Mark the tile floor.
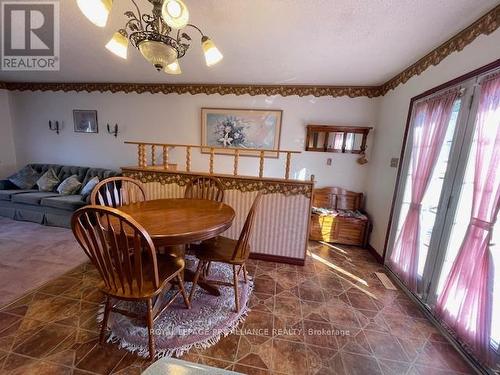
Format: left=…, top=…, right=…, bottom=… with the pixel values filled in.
left=0, top=242, right=475, bottom=374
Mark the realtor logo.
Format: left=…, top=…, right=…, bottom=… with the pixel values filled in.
left=1, top=1, right=60, bottom=71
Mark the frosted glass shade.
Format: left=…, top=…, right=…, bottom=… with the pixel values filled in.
left=161, top=0, right=189, bottom=29
left=77, top=0, right=113, bottom=27
left=164, top=60, right=182, bottom=75
left=202, top=37, right=223, bottom=67
left=139, top=41, right=177, bottom=71
left=105, top=32, right=128, bottom=59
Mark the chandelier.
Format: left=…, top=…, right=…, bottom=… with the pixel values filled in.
left=76, top=0, right=223, bottom=75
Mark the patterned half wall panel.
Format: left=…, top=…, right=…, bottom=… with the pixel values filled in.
left=122, top=169, right=313, bottom=264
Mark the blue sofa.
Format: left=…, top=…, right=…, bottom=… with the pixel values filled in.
left=0, top=164, right=119, bottom=228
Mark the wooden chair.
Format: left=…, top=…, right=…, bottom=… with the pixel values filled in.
left=184, top=176, right=224, bottom=202
left=91, top=176, right=146, bottom=208
left=71, top=205, right=190, bottom=360
left=189, top=193, right=262, bottom=312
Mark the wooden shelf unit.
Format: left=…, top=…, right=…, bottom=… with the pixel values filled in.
left=305, top=125, right=372, bottom=154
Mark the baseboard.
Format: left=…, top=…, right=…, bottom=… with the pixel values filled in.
left=249, top=253, right=305, bottom=266
left=367, top=244, right=384, bottom=264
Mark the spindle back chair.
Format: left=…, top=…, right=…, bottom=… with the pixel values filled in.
left=91, top=176, right=146, bottom=208
left=71, top=205, right=189, bottom=360
left=189, top=193, right=263, bottom=311
left=184, top=176, right=224, bottom=202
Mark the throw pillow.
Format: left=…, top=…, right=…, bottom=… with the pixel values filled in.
left=57, top=175, right=82, bottom=195
left=80, top=176, right=99, bottom=198
left=8, top=166, right=40, bottom=189
left=36, top=169, right=60, bottom=192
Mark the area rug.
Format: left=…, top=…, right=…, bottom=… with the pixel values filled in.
left=100, top=256, right=253, bottom=359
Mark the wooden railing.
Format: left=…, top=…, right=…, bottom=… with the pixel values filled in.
left=125, top=141, right=302, bottom=180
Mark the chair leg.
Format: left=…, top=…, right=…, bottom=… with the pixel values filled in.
left=242, top=264, right=248, bottom=284
left=99, top=296, right=112, bottom=344
left=146, top=299, right=155, bottom=361
left=177, top=274, right=191, bottom=309
left=204, top=262, right=212, bottom=277
left=189, top=260, right=205, bottom=303
left=232, top=265, right=240, bottom=312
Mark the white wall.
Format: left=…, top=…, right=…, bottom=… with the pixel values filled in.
left=0, top=90, right=16, bottom=178
left=365, top=29, right=500, bottom=255
left=5, top=28, right=499, bottom=255
left=9, top=91, right=379, bottom=192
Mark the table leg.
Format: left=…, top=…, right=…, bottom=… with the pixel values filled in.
left=163, top=246, right=221, bottom=297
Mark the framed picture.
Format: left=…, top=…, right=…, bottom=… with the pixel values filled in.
left=201, top=108, right=283, bottom=157
left=73, top=110, right=98, bottom=133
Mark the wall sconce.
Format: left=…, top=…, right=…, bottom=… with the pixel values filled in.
left=107, top=123, right=119, bottom=138
left=48, top=120, right=60, bottom=134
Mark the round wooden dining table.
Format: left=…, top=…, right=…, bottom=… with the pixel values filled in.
left=118, top=198, right=235, bottom=295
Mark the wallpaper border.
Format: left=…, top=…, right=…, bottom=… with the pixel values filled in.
left=0, top=5, right=498, bottom=98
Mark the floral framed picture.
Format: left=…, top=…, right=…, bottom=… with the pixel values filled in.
left=201, top=108, right=283, bottom=157
left=73, top=110, right=98, bottom=133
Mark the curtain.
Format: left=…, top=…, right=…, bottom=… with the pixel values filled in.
left=389, top=89, right=460, bottom=292
left=435, top=75, right=500, bottom=363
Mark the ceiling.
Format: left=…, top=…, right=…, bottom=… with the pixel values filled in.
left=0, top=0, right=497, bottom=85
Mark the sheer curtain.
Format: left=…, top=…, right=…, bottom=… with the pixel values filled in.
left=435, top=75, right=500, bottom=363
left=389, top=89, right=460, bottom=292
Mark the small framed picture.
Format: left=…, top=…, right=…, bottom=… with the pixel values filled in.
left=73, top=110, right=98, bottom=133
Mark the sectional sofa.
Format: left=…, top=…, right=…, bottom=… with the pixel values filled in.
left=0, top=164, right=119, bottom=228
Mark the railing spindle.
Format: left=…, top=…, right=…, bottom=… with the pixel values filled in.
left=233, top=149, right=239, bottom=176
left=285, top=152, right=291, bottom=180
left=163, top=145, right=169, bottom=169
left=151, top=145, right=156, bottom=166
left=139, top=144, right=147, bottom=167
left=186, top=146, right=191, bottom=172
left=259, top=151, right=265, bottom=178
left=209, top=148, right=214, bottom=175
left=126, top=142, right=302, bottom=180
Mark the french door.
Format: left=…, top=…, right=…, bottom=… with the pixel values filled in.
left=386, top=67, right=500, bottom=371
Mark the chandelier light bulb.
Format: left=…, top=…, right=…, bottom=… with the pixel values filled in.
left=105, top=31, right=128, bottom=59
left=77, top=0, right=113, bottom=27
left=161, top=0, right=189, bottom=29
left=164, top=60, right=182, bottom=75
left=201, top=36, right=223, bottom=67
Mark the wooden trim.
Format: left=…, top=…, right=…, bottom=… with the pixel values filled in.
left=381, top=58, right=500, bottom=261
left=411, top=58, right=500, bottom=102
left=380, top=4, right=500, bottom=94
left=1, top=81, right=382, bottom=98
left=0, top=6, right=498, bottom=98
left=249, top=252, right=305, bottom=266
left=122, top=166, right=313, bottom=186
left=122, top=167, right=314, bottom=198
left=367, top=244, right=383, bottom=264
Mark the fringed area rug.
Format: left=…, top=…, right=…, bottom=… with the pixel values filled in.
left=99, top=256, right=253, bottom=359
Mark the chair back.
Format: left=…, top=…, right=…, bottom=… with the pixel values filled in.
left=232, top=193, right=262, bottom=261
left=71, top=205, right=160, bottom=296
left=185, top=176, right=224, bottom=202
left=91, top=177, right=146, bottom=208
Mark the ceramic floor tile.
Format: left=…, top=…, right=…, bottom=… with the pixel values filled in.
left=0, top=241, right=478, bottom=375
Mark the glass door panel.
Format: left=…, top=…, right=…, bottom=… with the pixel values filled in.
left=431, top=75, right=500, bottom=352
left=387, top=97, right=463, bottom=295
